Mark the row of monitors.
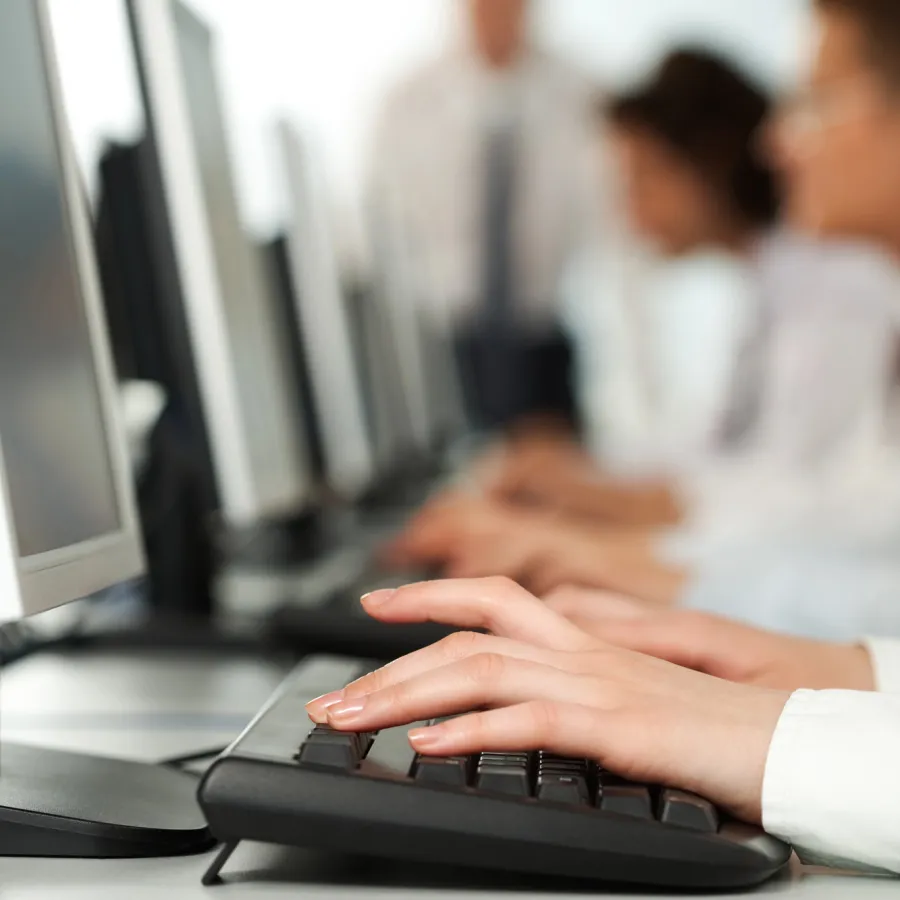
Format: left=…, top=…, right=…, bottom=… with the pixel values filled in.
left=0, top=0, right=462, bottom=622
left=57, top=0, right=463, bottom=523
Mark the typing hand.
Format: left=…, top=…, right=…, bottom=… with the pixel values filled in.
left=306, top=577, right=790, bottom=825
left=477, top=433, right=593, bottom=506
left=543, top=587, right=876, bottom=692
left=380, top=492, right=516, bottom=569
left=445, top=523, right=686, bottom=604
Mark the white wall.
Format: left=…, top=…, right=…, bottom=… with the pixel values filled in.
left=537, top=0, right=810, bottom=90
left=184, top=0, right=455, bottom=236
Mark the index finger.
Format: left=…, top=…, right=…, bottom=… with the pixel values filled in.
left=323, top=630, right=592, bottom=713
left=362, top=577, right=598, bottom=651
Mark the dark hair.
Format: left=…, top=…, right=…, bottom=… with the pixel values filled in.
left=816, top=0, right=900, bottom=86
left=604, top=49, right=781, bottom=228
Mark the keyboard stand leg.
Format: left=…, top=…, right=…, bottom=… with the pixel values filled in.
left=201, top=840, right=239, bottom=886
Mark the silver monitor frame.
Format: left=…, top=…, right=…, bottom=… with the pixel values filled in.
left=276, top=120, right=375, bottom=499
left=128, top=0, right=311, bottom=525
left=0, top=0, right=144, bottom=623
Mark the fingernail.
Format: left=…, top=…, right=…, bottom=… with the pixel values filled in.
left=409, top=728, right=444, bottom=750
left=305, top=691, right=344, bottom=721
left=306, top=691, right=344, bottom=711
left=327, top=699, right=367, bottom=723
left=362, top=589, right=395, bottom=608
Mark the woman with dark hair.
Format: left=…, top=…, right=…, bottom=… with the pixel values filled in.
left=606, top=48, right=780, bottom=256
left=386, top=47, right=900, bottom=641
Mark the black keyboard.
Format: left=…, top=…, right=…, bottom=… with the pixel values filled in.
left=268, top=567, right=456, bottom=660
left=198, top=656, right=792, bottom=890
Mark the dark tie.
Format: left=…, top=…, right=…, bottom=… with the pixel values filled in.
left=481, top=120, right=517, bottom=330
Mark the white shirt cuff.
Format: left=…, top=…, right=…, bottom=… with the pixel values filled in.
left=762, top=689, right=900, bottom=874
left=862, top=638, right=900, bottom=694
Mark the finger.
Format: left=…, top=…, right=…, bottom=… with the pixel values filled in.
left=383, top=518, right=467, bottom=567
left=322, top=656, right=613, bottom=733
left=361, top=577, right=597, bottom=650
left=308, top=631, right=583, bottom=719
left=443, top=540, right=535, bottom=580
left=406, top=702, right=648, bottom=780
left=571, top=612, right=717, bottom=673
left=527, top=550, right=618, bottom=597
left=407, top=701, right=771, bottom=825
left=543, top=587, right=649, bottom=622
left=527, top=564, right=590, bottom=598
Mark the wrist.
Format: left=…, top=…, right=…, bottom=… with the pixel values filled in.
left=831, top=643, right=876, bottom=692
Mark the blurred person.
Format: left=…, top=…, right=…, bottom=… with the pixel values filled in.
left=483, top=49, right=899, bottom=525
left=366, top=0, right=600, bottom=432
left=385, top=49, right=900, bottom=638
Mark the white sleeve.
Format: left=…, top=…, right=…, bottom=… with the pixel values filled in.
left=762, top=689, right=900, bottom=873
left=863, top=638, right=900, bottom=694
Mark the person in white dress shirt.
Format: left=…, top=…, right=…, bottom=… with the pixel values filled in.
left=313, top=0, right=900, bottom=873
left=382, top=51, right=900, bottom=636
left=365, top=0, right=601, bottom=430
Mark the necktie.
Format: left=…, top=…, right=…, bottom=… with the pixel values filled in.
left=481, top=119, right=516, bottom=329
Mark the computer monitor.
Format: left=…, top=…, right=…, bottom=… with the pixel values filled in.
left=169, top=0, right=313, bottom=521
left=366, top=193, right=469, bottom=456
left=347, top=285, right=419, bottom=475
left=48, top=0, right=220, bottom=513
left=117, top=0, right=313, bottom=526
left=275, top=121, right=376, bottom=500
left=0, top=0, right=210, bottom=858
left=0, top=0, right=143, bottom=624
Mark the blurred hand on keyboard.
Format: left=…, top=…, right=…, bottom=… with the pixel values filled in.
left=383, top=493, right=686, bottom=603
left=543, top=586, right=877, bottom=693
left=306, top=577, right=790, bottom=826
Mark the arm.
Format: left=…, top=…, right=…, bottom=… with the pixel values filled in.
left=764, top=689, right=900, bottom=872
left=547, top=589, right=900, bottom=871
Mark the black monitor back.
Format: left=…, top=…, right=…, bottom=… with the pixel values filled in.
left=94, top=138, right=218, bottom=515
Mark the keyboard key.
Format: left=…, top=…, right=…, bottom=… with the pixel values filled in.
left=536, top=773, right=590, bottom=806
left=475, top=753, right=532, bottom=797
left=297, top=729, right=364, bottom=770
left=659, top=790, right=719, bottom=833
left=414, top=756, right=471, bottom=788
left=476, top=766, right=531, bottom=797
left=596, top=772, right=653, bottom=821
left=538, top=752, right=588, bottom=776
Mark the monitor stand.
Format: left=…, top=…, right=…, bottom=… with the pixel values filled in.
left=222, top=507, right=343, bottom=570
left=0, top=743, right=214, bottom=857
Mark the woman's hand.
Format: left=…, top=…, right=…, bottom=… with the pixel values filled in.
left=448, top=524, right=688, bottom=603
left=306, top=578, right=789, bottom=825
left=543, top=587, right=877, bottom=692
left=380, top=491, right=534, bottom=570
left=477, top=434, right=596, bottom=507
left=385, top=494, right=686, bottom=603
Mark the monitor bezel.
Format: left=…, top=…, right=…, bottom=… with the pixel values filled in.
left=276, top=120, right=375, bottom=500
left=127, top=0, right=312, bottom=525
left=0, top=0, right=144, bottom=622
left=127, top=0, right=254, bottom=524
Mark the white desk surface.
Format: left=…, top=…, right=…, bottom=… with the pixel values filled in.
left=1, top=649, right=896, bottom=899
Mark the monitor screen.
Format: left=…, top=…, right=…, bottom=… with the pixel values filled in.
left=171, top=0, right=312, bottom=518
left=0, top=0, right=121, bottom=559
